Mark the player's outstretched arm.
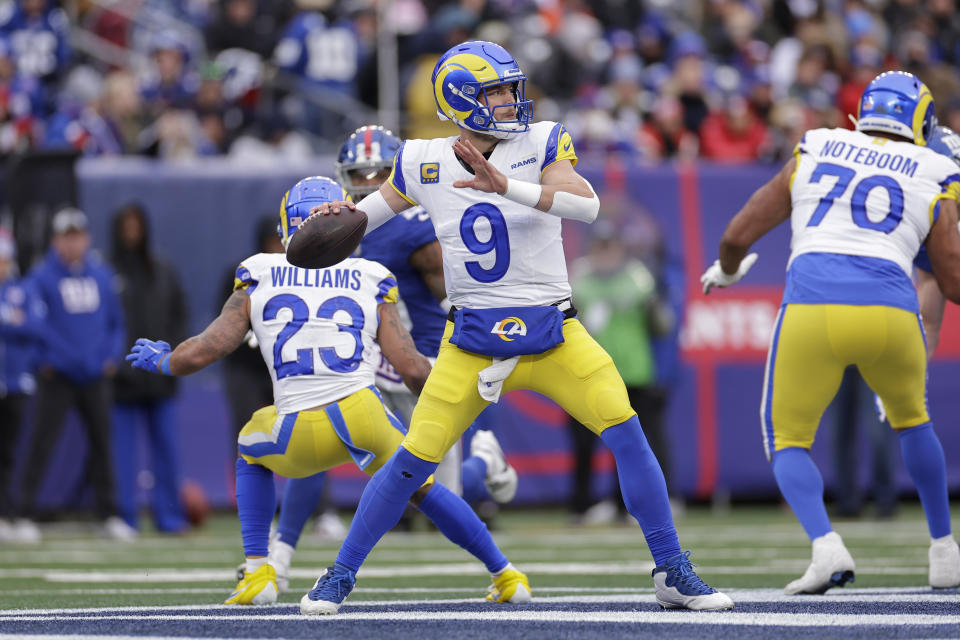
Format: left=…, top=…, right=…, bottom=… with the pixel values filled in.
left=377, top=302, right=432, bottom=395
left=126, top=290, right=251, bottom=376
left=452, top=138, right=599, bottom=222
left=924, top=198, right=960, bottom=304
left=916, top=267, right=945, bottom=359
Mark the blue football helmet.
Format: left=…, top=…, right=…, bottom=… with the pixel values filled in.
left=856, top=70, right=936, bottom=146
left=432, top=40, right=534, bottom=139
left=334, top=125, right=402, bottom=200
left=927, top=125, right=960, bottom=167
left=277, top=176, right=349, bottom=247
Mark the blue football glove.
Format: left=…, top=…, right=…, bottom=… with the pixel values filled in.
left=126, top=338, right=173, bottom=375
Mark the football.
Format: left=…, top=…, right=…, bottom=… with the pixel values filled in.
left=285, top=208, right=368, bottom=269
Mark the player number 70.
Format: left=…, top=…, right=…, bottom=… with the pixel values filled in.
left=806, top=162, right=904, bottom=233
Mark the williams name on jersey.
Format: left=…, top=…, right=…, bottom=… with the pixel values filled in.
left=234, top=253, right=398, bottom=414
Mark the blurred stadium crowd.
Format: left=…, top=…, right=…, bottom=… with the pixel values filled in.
left=0, top=0, right=959, bottom=159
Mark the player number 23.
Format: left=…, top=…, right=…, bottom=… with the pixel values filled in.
left=263, top=294, right=364, bottom=380
left=806, top=162, right=904, bottom=233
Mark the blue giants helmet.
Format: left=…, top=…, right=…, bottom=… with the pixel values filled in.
left=927, top=125, right=960, bottom=167
left=432, top=40, right=534, bottom=139
left=856, top=70, right=936, bottom=146
left=334, top=125, right=402, bottom=199
left=277, top=176, right=349, bottom=247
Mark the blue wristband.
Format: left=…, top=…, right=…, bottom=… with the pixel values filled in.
left=158, top=354, right=172, bottom=376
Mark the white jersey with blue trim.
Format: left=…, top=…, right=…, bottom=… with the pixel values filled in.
left=388, top=120, right=579, bottom=308
left=234, top=253, right=398, bottom=414
left=789, top=127, right=960, bottom=275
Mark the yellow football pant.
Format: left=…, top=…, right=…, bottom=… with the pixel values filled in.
left=402, top=318, right=636, bottom=463
left=762, top=303, right=929, bottom=459
left=237, top=387, right=411, bottom=479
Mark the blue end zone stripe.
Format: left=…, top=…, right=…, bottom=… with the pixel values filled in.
left=392, top=141, right=408, bottom=196
left=237, top=413, right=296, bottom=458
left=761, top=306, right=786, bottom=461
left=541, top=122, right=563, bottom=172
left=325, top=402, right=375, bottom=469
left=369, top=385, right=408, bottom=435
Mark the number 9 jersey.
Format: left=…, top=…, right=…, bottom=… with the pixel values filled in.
left=233, top=253, right=398, bottom=414
left=387, top=121, right=578, bottom=308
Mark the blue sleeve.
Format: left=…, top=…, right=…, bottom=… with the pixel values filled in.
left=395, top=213, right=437, bottom=259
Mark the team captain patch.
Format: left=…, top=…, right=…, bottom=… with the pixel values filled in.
left=420, top=162, right=439, bottom=183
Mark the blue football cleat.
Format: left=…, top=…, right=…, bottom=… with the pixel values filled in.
left=652, top=550, right=734, bottom=610
left=300, top=563, right=356, bottom=615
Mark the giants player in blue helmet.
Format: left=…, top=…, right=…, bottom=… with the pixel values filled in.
left=265, top=126, right=520, bottom=592
left=304, top=40, right=733, bottom=614
left=703, top=71, right=960, bottom=593
left=126, top=176, right=530, bottom=607
left=910, top=126, right=960, bottom=360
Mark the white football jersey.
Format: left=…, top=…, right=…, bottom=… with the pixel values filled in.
left=388, top=121, right=580, bottom=308
left=234, top=253, right=398, bottom=414
left=789, top=127, right=960, bottom=275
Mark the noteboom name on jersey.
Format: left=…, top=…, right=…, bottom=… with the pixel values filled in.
left=270, top=266, right=363, bottom=290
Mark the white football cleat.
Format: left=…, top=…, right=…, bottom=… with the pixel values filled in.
left=12, top=518, right=41, bottom=544
left=929, top=535, right=960, bottom=589
left=102, top=516, right=138, bottom=542
left=268, top=539, right=294, bottom=593
left=470, top=430, right=518, bottom=503
left=652, top=550, right=734, bottom=611
left=313, top=511, right=347, bottom=541
left=785, top=531, right=855, bottom=595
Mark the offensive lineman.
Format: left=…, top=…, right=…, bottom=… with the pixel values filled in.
left=303, top=40, right=733, bottom=614
left=701, top=71, right=960, bottom=593
left=126, top=176, right=531, bottom=606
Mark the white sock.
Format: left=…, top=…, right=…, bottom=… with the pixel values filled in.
left=246, top=557, right=268, bottom=574
left=492, top=562, right=514, bottom=578
left=932, top=534, right=955, bottom=544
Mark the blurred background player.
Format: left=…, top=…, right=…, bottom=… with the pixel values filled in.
left=568, top=222, right=675, bottom=525
left=18, top=206, right=134, bottom=541
left=0, top=227, right=43, bottom=543
left=702, top=71, right=960, bottom=593
left=306, top=40, right=732, bottom=613
left=267, top=125, right=519, bottom=589
left=110, top=202, right=189, bottom=534
left=126, top=176, right=530, bottom=610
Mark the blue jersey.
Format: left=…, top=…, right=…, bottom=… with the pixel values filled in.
left=914, top=126, right=960, bottom=274
left=0, top=277, right=43, bottom=395
left=272, top=12, right=363, bottom=95
left=29, top=250, right=126, bottom=382
left=0, top=2, right=71, bottom=79
left=359, top=207, right=446, bottom=358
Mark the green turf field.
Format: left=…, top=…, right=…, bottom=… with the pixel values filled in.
left=0, top=502, right=951, bottom=611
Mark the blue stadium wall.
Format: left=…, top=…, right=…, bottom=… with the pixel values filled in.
left=16, top=157, right=960, bottom=512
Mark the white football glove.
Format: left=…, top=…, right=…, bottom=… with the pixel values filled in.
left=700, top=253, right=759, bottom=294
